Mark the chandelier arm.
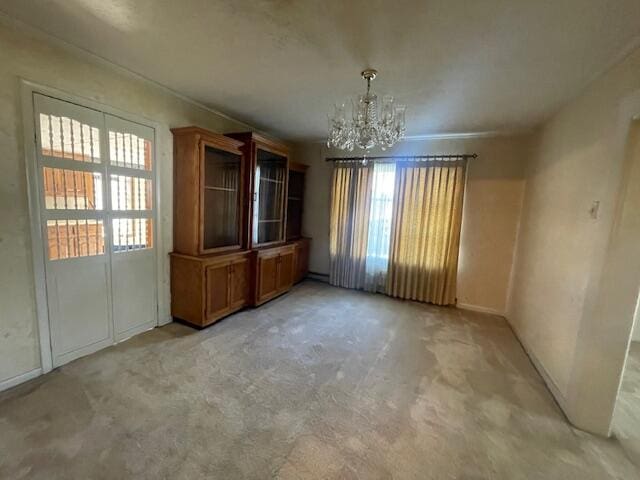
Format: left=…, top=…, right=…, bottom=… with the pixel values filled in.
left=329, top=69, right=405, bottom=151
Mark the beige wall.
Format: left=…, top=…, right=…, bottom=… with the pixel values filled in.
left=0, top=17, right=258, bottom=386
left=632, top=305, right=640, bottom=342
left=508, top=45, right=640, bottom=435
left=292, top=134, right=530, bottom=315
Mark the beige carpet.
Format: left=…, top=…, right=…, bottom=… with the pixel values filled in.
left=614, top=341, right=640, bottom=467
left=0, top=280, right=637, bottom=479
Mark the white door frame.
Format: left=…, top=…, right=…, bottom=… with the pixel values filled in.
left=20, top=79, right=163, bottom=375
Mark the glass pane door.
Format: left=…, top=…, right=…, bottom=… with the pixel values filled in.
left=33, top=94, right=159, bottom=367
left=105, top=114, right=157, bottom=340
left=203, top=145, right=241, bottom=249
left=253, top=149, right=287, bottom=245
left=286, top=170, right=304, bottom=240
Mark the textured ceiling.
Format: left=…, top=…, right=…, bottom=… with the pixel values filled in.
left=2, top=0, right=640, bottom=141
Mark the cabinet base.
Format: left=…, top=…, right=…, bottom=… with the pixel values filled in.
left=173, top=304, right=244, bottom=329
left=252, top=287, right=291, bottom=307
left=173, top=287, right=294, bottom=329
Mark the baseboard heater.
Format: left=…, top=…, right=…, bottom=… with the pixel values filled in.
left=308, top=271, right=330, bottom=282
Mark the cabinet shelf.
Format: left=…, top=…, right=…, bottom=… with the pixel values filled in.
left=204, top=185, right=237, bottom=192
left=259, top=177, right=285, bottom=185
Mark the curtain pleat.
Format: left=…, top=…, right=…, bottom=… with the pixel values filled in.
left=329, top=164, right=373, bottom=289
left=386, top=160, right=466, bottom=305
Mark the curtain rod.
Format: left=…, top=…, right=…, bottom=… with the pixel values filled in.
left=325, top=153, right=477, bottom=162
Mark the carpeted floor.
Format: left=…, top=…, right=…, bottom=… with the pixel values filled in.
left=0, top=280, right=637, bottom=479
left=614, top=341, right=640, bottom=467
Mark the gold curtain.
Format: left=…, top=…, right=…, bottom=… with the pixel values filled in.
left=386, top=160, right=467, bottom=305
left=329, top=164, right=373, bottom=289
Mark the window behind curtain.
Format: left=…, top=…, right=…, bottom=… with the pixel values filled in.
left=329, top=161, right=396, bottom=292
left=364, top=162, right=396, bottom=292
left=329, top=158, right=467, bottom=305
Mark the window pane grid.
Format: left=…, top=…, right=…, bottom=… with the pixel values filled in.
left=109, top=130, right=151, bottom=171
left=110, top=174, right=152, bottom=211
left=43, top=167, right=103, bottom=210
left=46, top=219, right=105, bottom=260
left=38, top=105, right=155, bottom=261
left=112, top=218, right=153, bottom=252
left=39, top=113, right=100, bottom=163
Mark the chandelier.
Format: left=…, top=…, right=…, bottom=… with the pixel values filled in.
left=327, top=69, right=406, bottom=151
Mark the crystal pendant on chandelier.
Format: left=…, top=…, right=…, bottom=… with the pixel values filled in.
left=327, top=69, right=406, bottom=151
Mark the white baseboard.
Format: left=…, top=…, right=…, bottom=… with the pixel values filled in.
left=116, top=321, right=157, bottom=343
left=0, top=368, right=42, bottom=393
left=508, top=322, right=570, bottom=416
left=457, top=303, right=504, bottom=316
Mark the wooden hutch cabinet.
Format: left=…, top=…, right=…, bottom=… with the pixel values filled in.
left=226, top=132, right=289, bottom=248
left=171, top=251, right=250, bottom=326
left=170, top=127, right=251, bottom=327
left=172, top=127, right=247, bottom=256
left=227, top=132, right=309, bottom=302
left=170, top=127, right=310, bottom=329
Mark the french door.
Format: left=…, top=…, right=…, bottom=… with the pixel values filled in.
left=33, top=93, right=157, bottom=367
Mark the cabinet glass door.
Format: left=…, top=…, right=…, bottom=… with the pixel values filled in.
left=286, top=170, right=304, bottom=240
left=253, top=149, right=286, bottom=245
left=203, top=145, right=241, bottom=249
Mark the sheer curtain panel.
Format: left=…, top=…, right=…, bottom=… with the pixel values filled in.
left=329, top=164, right=373, bottom=289
left=364, top=162, right=396, bottom=292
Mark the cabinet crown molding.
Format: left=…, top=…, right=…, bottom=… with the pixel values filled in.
left=171, top=126, right=245, bottom=152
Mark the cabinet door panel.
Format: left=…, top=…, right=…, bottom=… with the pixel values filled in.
left=206, top=263, right=230, bottom=320
left=257, top=255, right=279, bottom=302
left=295, top=243, right=309, bottom=283
left=230, top=258, right=249, bottom=308
left=277, top=252, right=295, bottom=291
left=253, top=149, right=287, bottom=246
left=286, top=170, right=305, bottom=240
